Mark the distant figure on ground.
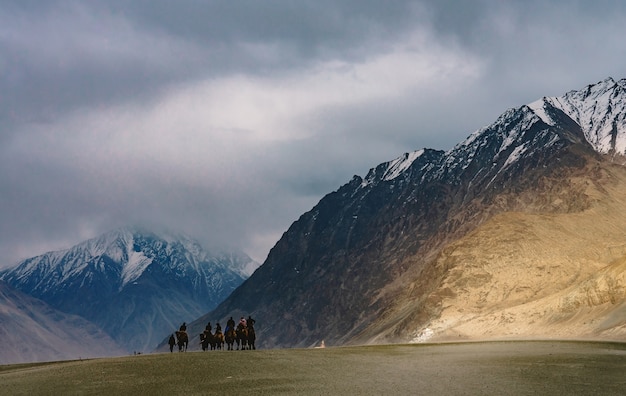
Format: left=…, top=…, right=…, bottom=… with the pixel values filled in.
left=168, top=334, right=176, bottom=353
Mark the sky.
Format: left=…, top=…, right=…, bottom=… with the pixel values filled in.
left=2, top=0, right=626, bottom=267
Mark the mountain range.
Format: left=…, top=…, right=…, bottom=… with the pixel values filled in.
left=176, top=77, right=626, bottom=349
left=4, top=78, right=625, bottom=361
left=0, top=227, right=258, bottom=353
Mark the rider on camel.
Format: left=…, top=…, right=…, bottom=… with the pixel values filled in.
left=239, top=316, right=247, bottom=328
left=247, top=315, right=255, bottom=328
left=179, top=322, right=187, bottom=332
left=215, top=322, right=222, bottom=333
left=205, top=322, right=212, bottom=332
left=226, top=317, right=235, bottom=332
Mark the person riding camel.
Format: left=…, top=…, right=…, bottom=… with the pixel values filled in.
left=226, top=317, right=235, bottom=332
left=205, top=322, right=212, bottom=332
left=215, top=322, right=222, bottom=333
left=247, top=315, right=255, bottom=328
left=239, top=316, right=247, bottom=328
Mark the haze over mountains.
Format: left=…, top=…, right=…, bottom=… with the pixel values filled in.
left=181, top=77, right=626, bottom=349
left=0, top=280, right=125, bottom=365
left=0, top=227, right=258, bottom=357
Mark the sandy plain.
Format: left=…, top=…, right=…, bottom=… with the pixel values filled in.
left=1, top=341, right=624, bottom=395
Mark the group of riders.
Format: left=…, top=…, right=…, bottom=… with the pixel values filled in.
left=168, top=316, right=256, bottom=352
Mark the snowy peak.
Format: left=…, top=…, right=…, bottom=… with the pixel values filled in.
left=0, top=227, right=258, bottom=352
left=3, top=227, right=258, bottom=291
left=529, top=77, right=626, bottom=154
left=354, top=78, right=626, bottom=195
left=122, top=249, right=152, bottom=286
left=361, top=149, right=426, bottom=187
left=417, top=77, right=626, bottom=187
left=381, top=150, right=425, bottom=181
left=447, top=106, right=552, bottom=168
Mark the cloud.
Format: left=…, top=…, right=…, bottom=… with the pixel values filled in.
left=2, top=0, right=626, bottom=267
left=1, top=21, right=482, bottom=265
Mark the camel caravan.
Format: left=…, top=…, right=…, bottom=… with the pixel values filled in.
left=168, top=316, right=256, bottom=352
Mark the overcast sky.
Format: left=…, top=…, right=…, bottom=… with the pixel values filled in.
left=2, top=0, right=626, bottom=267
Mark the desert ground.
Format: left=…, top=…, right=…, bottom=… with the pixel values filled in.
left=1, top=341, right=624, bottom=395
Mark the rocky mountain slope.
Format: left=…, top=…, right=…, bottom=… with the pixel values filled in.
left=1, top=227, right=257, bottom=352
left=0, top=280, right=125, bottom=364
left=183, top=78, right=625, bottom=349
left=368, top=159, right=626, bottom=344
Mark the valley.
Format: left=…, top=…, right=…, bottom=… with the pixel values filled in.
left=1, top=341, right=624, bottom=395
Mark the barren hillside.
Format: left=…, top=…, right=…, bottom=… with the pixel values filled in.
left=399, top=160, right=626, bottom=342
left=180, top=78, right=626, bottom=350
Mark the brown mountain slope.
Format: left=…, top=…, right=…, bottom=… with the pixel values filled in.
left=363, top=160, right=626, bottom=344
left=174, top=81, right=626, bottom=350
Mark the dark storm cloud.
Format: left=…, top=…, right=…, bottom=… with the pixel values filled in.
left=2, top=0, right=626, bottom=266
left=0, top=0, right=423, bottom=130
left=1, top=1, right=204, bottom=130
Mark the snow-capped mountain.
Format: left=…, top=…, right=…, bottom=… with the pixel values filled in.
left=0, top=227, right=258, bottom=352
left=530, top=77, right=626, bottom=155
left=365, top=77, right=626, bottom=191
left=191, top=77, right=626, bottom=348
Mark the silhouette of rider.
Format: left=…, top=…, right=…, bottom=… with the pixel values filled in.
left=205, top=322, right=212, bottom=332
left=226, top=317, right=235, bottom=332
left=247, top=315, right=256, bottom=328
left=180, top=322, right=187, bottom=332
left=215, top=322, right=222, bottom=333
